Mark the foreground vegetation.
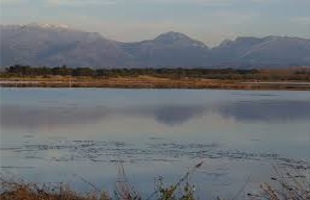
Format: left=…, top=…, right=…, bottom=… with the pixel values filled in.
left=1, top=65, right=310, bottom=90
left=1, top=164, right=309, bottom=200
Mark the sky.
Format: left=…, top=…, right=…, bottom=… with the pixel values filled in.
left=1, top=0, right=310, bottom=46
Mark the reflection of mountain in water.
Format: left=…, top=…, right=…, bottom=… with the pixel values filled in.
left=149, top=100, right=310, bottom=124
left=152, top=106, right=205, bottom=126
left=0, top=105, right=109, bottom=130
left=1, top=100, right=310, bottom=130
left=218, top=101, right=310, bottom=122
left=0, top=104, right=207, bottom=129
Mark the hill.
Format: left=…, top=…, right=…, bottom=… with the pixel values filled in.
left=1, top=24, right=310, bottom=68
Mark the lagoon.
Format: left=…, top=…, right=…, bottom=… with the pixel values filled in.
left=1, top=88, right=310, bottom=199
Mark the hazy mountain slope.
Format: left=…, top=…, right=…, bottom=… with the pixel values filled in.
left=1, top=24, right=310, bottom=68
left=0, top=24, right=131, bottom=67
left=213, top=36, right=310, bottom=67
left=212, top=37, right=264, bottom=61
left=238, top=36, right=310, bottom=65
left=120, top=32, right=212, bottom=67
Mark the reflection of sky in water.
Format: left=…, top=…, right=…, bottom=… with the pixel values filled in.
left=1, top=92, right=310, bottom=129
left=1, top=88, right=310, bottom=199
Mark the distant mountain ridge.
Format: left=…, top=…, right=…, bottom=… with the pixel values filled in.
left=1, top=24, right=310, bottom=68
left=212, top=36, right=310, bottom=67
left=119, top=31, right=212, bottom=67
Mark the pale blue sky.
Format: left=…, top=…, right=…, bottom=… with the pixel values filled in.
left=1, top=0, right=310, bottom=46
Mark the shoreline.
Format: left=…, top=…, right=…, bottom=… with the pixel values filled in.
left=1, top=77, right=310, bottom=90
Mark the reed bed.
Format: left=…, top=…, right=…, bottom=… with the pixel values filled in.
left=0, top=162, right=202, bottom=200
left=248, top=167, right=310, bottom=200
left=1, top=164, right=309, bottom=200
left=1, top=76, right=310, bottom=90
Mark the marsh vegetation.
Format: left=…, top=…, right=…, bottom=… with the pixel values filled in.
left=1, top=65, right=310, bottom=90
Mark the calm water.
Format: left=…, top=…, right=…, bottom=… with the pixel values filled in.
left=1, top=88, right=310, bottom=199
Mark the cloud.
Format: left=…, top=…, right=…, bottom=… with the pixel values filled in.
left=47, top=0, right=116, bottom=6
left=0, top=0, right=116, bottom=6
left=292, top=16, right=310, bottom=25
left=0, top=0, right=278, bottom=7
left=209, top=11, right=257, bottom=25
left=130, top=0, right=272, bottom=4
left=0, top=0, right=25, bottom=5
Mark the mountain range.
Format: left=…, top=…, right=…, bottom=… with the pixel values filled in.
left=1, top=23, right=310, bottom=68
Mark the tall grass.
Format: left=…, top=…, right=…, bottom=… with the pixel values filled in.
left=1, top=164, right=309, bottom=200
left=0, top=162, right=203, bottom=200
left=248, top=167, right=310, bottom=200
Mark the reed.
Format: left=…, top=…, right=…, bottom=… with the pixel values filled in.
left=1, top=164, right=309, bottom=200
left=248, top=166, right=310, bottom=200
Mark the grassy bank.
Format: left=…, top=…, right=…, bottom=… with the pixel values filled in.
left=1, top=173, right=309, bottom=200
left=1, top=164, right=309, bottom=200
left=1, top=66, right=310, bottom=90
left=1, top=75, right=310, bottom=90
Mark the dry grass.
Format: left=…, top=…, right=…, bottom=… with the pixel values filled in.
left=0, top=162, right=203, bottom=200
left=248, top=167, right=310, bottom=200
left=0, top=178, right=107, bottom=200
left=1, top=165, right=309, bottom=200
left=1, top=75, right=310, bottom=90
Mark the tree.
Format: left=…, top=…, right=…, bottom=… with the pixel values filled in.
left=72, top=67, right=95, bottom=76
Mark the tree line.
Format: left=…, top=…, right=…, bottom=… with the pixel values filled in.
left=2, top=65, right=258, bottom=77
left=1, top=64, right=309, bottom=81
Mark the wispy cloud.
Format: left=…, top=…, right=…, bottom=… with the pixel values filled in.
left=0, top=0, right=116, bottom=6
left=0, top=0, right=282, bottom=7
left=47, top=0, right=116, bottom=6
left=0, top=0, right=25, bottom=5
left=292, top=16, right=310, bottom=25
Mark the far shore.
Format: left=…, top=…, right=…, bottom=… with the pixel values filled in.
left=1, top=76, right=310, bottom=90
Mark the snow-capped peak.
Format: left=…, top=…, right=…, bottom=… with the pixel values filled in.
left=27, top=22, right=69, bottom=29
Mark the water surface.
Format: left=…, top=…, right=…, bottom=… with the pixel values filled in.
left=1, top=88, right=310, bottom=199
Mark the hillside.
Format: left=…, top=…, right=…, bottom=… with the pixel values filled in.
left=1, top=24, right=310, bottom=68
